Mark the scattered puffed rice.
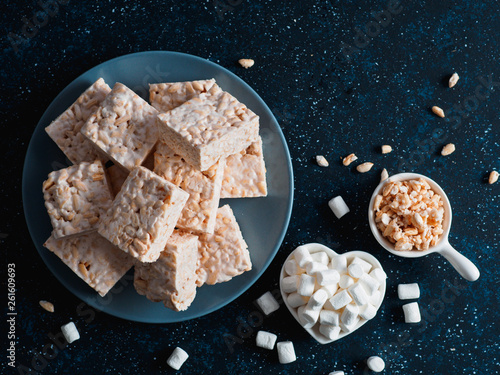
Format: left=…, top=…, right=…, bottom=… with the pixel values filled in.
left=449, top=72, right=460, bottom=88
left=441, top=143, right=456, bottom=156
left=238, top=59, right=255, bottom=69
left=342, top=153, right=358, bottom=166
left=381, top=145, right=392, bottom=154
left=432, top=106, right=445, bottom=118
left=167, top=347, right=189, bottom=370
left=39, top=300, right=54, bottom=313
left=357, top=162, right=374, bottom=173
left=316, top=155, right=329, bottom=167
left=488, top=171, right=498, bottom=184
left=61, top=322, right=80, bottom=344
left=367, top=356, right=385, bottom=372
left=381, top=168, right=389, bottom=182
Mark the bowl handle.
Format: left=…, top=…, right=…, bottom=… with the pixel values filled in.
left=438, top=242, right=480, bottom=281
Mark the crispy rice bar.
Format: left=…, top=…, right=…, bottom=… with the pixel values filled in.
left=81, top=83, right=159, bottom=171
left=157, top=91, right=259, bottom=171
left=43, top=160, right=113, bottom=239
left=45, top=78, right=111, bottom=164
left=98, top=166, right=189, bottom=263
left=196, top=205, right=252, bottom=286
left=134, top=230, right=199, bottom=311
left=154, top=142, right=224, bottom=234
left=221, top=136, right=267, bottom=198
left=149, top=79, right=222, bottom=113
left=44, top=231, right=134, bottom=297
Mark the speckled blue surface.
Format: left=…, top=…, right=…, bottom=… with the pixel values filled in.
left=1, top=0, right=499, bottom=374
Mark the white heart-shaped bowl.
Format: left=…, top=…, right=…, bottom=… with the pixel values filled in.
left=279, top=243, right=387, bottom=344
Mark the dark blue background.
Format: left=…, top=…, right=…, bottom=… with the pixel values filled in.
left=1, top=0, right=499, bottom=374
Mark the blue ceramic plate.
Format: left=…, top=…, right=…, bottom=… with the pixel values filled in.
left=22, top=51, right=293, bottom=323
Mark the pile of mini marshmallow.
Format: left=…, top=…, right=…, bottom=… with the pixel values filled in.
left=281, top=246, right=387, bottom=340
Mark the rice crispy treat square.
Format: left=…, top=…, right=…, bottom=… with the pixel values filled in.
left=81, top=82, right=159, bottom=171
left=45, top=78, right=111, bottom=164
left=44, top=231, right=134, bottom=297
left=134, top=230, right=199, bottom=311
left=157, top=91, right=260, bottom=171
left=221, top=136, right=267, bottom=198
left=154, top=141, right=224, bottom=234
left=196, top=205, right=252, bottom=286
left=149, top=79, right=222, bottom=113
left=42, top=160, right=113, bottom=239
left=98, top=166, right=189, bottom=263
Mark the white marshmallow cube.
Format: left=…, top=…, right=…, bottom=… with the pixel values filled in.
left=256, top=331, right=277, bottom=350
left=369, top=268, right=387, bottom=283
left=307, top=289, right=328, bottom=311
left=306, top=261, right=328, bottom=276
left=398, top=283, right=420, bottom=300
left=287, top=292, right=309, bottom=308
left=294, top=246, right=313, bottom=268
left=360, top=303, right=377, bottom=320
left=328, top=196, right=350, bottom=219
left=329, top=372, right=345, bottom=375
left=277, top=341, right=296, bottom=364
left=61, top=322, right=80, bottom=344
left=369, top=290, right=382, bottom=305
left=328, top=290, right=352, bottom=310
left=281, top=275, right=299, bottom=293
left=331, top=255, right=347, bottom=273
left=339, top=317, right=360, bottom=333
left=348, top=283, right=369, bottom=306
left=311, top=251, right=330, bottom=265
left=340, top=303, right=359, bottom=326
left=321, top=283, right=339, bottom=298
left=319, top=324, right=341, bottom=340
left=298, top=305, right=320, bottom=328
left=367, top=356, right=385, bottom=372
left=256, top=291, right=280, bottom=315
left=316, top=269, right=340, bottom=286
left=359, top=273, right=380, bottom=296
left=350, top=257, right=373, bottom=273
left=339, top=275, right=355, bottom=289
left=285, top=259, right=303, bottom=276
left=347, top=263, right=364, bottom=279
left=297, top=274, right=316, bottom=296
left=319, top=309, right=340, bottom=326
left=402, top=302, right=421, bottom=323
left=167, top=347, right=189, bottom=370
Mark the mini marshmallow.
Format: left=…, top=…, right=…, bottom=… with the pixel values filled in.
left=256, top=291, right=280, bottom=315
left=167, top=347, right=189, bottom=370
left=61, top=322, right=80, bottom=344
left=359, top=273, right=381, bottom=296
left=330, top=255, right=347, bottom=273
left=328, top=290, right=352, bottom=310
left=329, top=372, right=345, bottom=375
left=319, top=324, right=341, bottom=340
left=328, top=196, right=350, bottom=219
left=339, top=317, right=360, bottom=333
left=319, top=309, right=340, bottom=326
left=369, top=268, right=387, bottom=283
left=340, top=303, right=359, bottom=326
left=402, top=302, right=421, bottom=323
left=360, top=303, right=377, bottom=320
left=307, top=289, right=328, bottom=311
left=281, top=275, right=299, bottom=293
left=287, top=292, right=309, bottom=308
left=317, top=269, right=340, bottom=286
left=339, top=275, right=355, bottom=289
left=277, top=341, right=296, bottom=364
left=256, top=331, right=277, bottom=350
left=367, top=356, right=385, bottom=372
left=297, top=274, right=316, bottom=296
left=347, top=263, right=364, bottom=279
left=285, top=259, right=304, bottom=276
left=311, top=251, right=330, bottom=265
left=298, top=307, right=320, bottom=328
left=306, top=261, right=328, bottom=276
left=398, top=283, right=420, bottom=300
left=369, top=290, right=382, bottom=305
left=294, top=246, right=313, bottom=268
left=348, top=283, right=369, bottom=306
left=350, top=257, right=372, bottom=273
left=321, top=283, right=339, bottom=298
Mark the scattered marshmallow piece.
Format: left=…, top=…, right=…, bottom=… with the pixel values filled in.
left=311, top=251, right=330, bottom=265
left=331, top=255, right=347, bottom=273
left=306, top=261, right=328, bottom=276
left=287, top=292, right=309, bottom=308
left=317, top=269, right=340, bottom=286
left=281, top=276, right=299, bottom=293
left=340, top=303, right=359, bottom=326
left=360, top=304, right=378, bottom=320
left=284, top=259, right=303, bottom=275
left=329, top=290, right=352, bottom=310
left=328, top=196, right=350, bottom=219
left=167, top=347, right=189, bottom=370
left=369, top=268, right=387, bottom=283
left=348, top=283, right=370, bottom=306
left=298, top=306, right=320, bottom=328
left=367, top=356, right=385, bottom=372
left=398, top=283, right=420, bottom=300
left=294, top=246, right=313, bottom=268
left=319, top=324, right=341, bottom=340
left=350, top=257, right=372, bottom=273
left=339, top=275, right=355, bottom=289
left=359, top=273, right=380, bottom=296
left=307, top=289, right=328, bottom=311
left=297, top=274, right=316, bottom=296
left=61, top=322, right=80, bottom=344
left=347, top=264, right=364, bottom=279
left=369, top=290, right=382, bottom=305
left=277, top=341, right=296, bottom=364
left=321, top=283, right=339, bottom=298
left=329, top=372, right=345, bottom=375
left=256, top=291, right=280, bottom=315
left=319, top=309, right=340, bottom=326
left=402, top=302, right=421, bottom=323
left=256, top=331, right=277, bottom=350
